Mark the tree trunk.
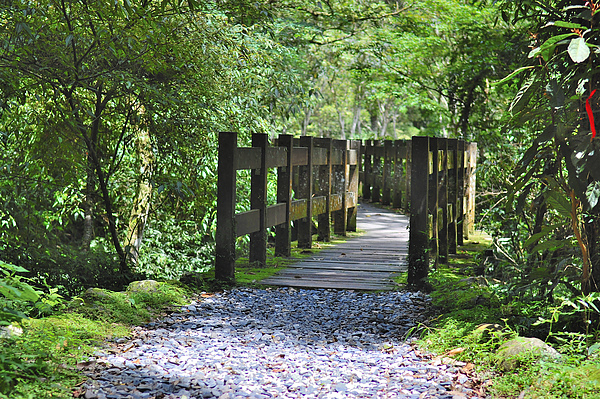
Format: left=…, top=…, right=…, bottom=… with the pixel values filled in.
left=337, top=109, right=346, bottom=140
left=126, top=122, right=154, bottom=267
left=350, top=105, right=361, bottom=138
left=81, top=157, right=95, bottom=251
left=300, top=108, right=312, bottom=136
left=379, top=99, right=392, bottom=138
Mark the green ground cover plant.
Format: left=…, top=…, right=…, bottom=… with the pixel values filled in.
left=416, top=234, right=600, bottom=399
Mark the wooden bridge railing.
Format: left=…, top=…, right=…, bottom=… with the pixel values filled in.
left=215, top=132, right=360, bottom=281
left=360, top=137, right=477, bottom=283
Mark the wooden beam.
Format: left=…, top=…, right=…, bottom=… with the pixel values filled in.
left=249, top=133, right=268, bottom=266
left=275, top=135, right=293, bottom=257
left=216, top=132, right=237, bottom=281
left=408, top=136, right=429, bottom=286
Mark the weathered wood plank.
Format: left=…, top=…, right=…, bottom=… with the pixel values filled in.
left=266, top=147, right=288, bottom=169
left=260, top=279, right=394, bottom=290
left=266, top=203, right=287, bottom=228
left=234, top=147, right=261, bottom=170
left=235, top=209, right=260, bottom=237
left=260, top=202, right=409, bottom=291
left=290, top=199, right=307, bottom=221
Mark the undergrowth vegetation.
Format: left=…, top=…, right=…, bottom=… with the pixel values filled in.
left=416, top=235, right=600, bottom=399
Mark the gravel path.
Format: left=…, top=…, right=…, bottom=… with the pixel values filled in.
left=80, top=288, right=481, bottom=399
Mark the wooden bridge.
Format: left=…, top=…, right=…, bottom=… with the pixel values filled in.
left=215, top=133, right=477, bottom=289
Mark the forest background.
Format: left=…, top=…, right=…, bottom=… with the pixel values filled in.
left=1, top=0, right=600, bottom=393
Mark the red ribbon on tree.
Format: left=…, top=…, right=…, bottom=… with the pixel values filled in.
left=586, top=89, right=597, bottom=141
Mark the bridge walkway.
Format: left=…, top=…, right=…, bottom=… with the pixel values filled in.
left=261, top=202, right=408, bottom=290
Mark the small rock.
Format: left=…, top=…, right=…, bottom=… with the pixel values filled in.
left=496, top=336, right=560, bottom=371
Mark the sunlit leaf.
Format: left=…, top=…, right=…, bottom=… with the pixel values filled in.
left=568, top=37, right=590, bottom=63
left=586, top=181, right=600, bottom=209
left=551, top=21, right=587, bottom=30
left=539, top=33, right=577, bottom=61
left=494, top=66, right=536, bottom=85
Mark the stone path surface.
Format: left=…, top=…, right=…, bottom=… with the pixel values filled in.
left=80, top=288, right=483, bottom=399
left=261, top=203, right=409, bottom=290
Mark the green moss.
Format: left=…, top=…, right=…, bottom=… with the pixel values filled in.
left=491, top=360, right=600, bottom=399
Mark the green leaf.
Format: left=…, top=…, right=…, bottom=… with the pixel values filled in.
left=546, top=190, right=572, bottom=218
left=568, top=37, right=590, bottom=63
left=510, top=76, right=539, bottom=113
left=531, top=239, right=567, bottom=253
left=552, top=21, right=587, bottom=30
left=0, top=261, right=28, bottom=274
left=586, top=181, right=600, bottom=209
left=524, top=223, right=565, bottom=248
left=588, top=342, right=600, bottom=357
left=534, top=125, right=556, bottom=144
left=539, top=33, right=577, bottom=61
left=494, top=66, right=536, bottom=86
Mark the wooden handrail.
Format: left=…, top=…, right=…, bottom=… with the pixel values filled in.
left=215, top=132, right=360, bottom=281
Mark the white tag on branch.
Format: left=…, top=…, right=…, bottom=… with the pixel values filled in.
left=568, top=37, right=590, bottom=63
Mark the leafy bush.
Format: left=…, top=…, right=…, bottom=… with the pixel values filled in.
left=1, top=242, right=143, bottom=298
left=136, top=218, right=215, bottom=280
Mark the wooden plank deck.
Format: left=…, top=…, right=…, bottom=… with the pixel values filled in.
left=261, top=202, right=409, bottom=290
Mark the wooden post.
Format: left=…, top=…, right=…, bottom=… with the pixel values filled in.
left=249, top=134, right=268, bottom=266
left=333, top=139, right=348, bottom=235
left=372, top=141, right=382, bottom=203
left=275, top=135, right=293, bottom=257
left=439, top=138, right=449, bottom=264
left=448, top=139, right=458, bottom=255
left=457, top=140, right=465, bottom=245
left=382, top=140, right=392, bottom=205
left=408, top=136, right=430, bottom=286
left=347, top=140, right=360, bottom=231
left=362, top=140, right=372, bottom=200
left=315, top=138, right=332, bottom=242
left=392, top=141, right=403, bottom=209
left=298, top=136, right=313, bottom=248
left=467, top=142, right=478, bottom=237
left=405, top=140, right=412, bottom=211
left=215, top=132, right=237, bottom=281
left=428, top=137, right=439, bottom=268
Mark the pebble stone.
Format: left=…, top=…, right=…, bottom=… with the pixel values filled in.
left=81, top=287, right=481, bottom=398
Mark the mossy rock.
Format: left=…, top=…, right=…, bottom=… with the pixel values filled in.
left=83, top=287, right=111, bottom=303
left=496, top=336, right=560, bottom=371
left=0, top=324, right=23, bottom=339
left=127, top=280, right=160, bottom=293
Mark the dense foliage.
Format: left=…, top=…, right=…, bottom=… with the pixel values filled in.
left=0, top=0, right=518, bottom=295
left=0, top=1, right=600, bottom=396
left=0, top=0, right=597, bottom=342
